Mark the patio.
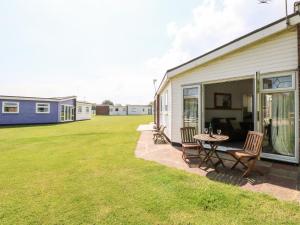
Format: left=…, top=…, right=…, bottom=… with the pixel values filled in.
left=135, top=130, right=300, bottom=203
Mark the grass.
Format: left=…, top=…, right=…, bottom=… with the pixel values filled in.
left=0, top=115, right=299, bottom=225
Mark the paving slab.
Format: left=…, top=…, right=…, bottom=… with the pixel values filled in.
left=135, top=130, right=300, bottom=203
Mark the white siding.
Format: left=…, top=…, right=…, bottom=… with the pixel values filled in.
left=159, top=82, right=172, bottom=139
left=109, top=106, right=127, bottom=115
left=76, top=102, right=92, bottom=121
left=170, top=30, right=298, bottom=143
left=127, top=105, right=152, bottom=115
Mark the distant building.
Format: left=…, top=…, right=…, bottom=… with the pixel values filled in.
left=96, top=105, right=110, bottom=115
left=76, top=101, right=93, bottom=121
left=109, top=105, right=127, bottom=116
left=0, top=95, right=77, bottom=125
left=127, top=105, right=152, bottom=115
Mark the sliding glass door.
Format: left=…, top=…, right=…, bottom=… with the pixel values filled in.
left=183, top=86, right=200, bottom=131
left=259, top=73, right=298, bottom=162
left=60, top=105, right=75, bottom=122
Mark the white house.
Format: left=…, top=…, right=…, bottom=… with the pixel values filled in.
left=154, top=11, right=300, bottom=164
left=76, top=101, right=93, bottom=120
left=127, top=105, right=152, bottom=115
left=109, top=105, right=127, bottom=115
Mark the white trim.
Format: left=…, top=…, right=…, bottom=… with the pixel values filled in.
left=259, top=70, right=299, bottom=163
left=182, top=85, right=201, bottom=132
left=2, top=101, right=19, bottom=114
left=156, top=14, right=300, bottom=95
left=35, top=103, right=50, bottom=114
left=60, top=104, right=75, bottom=122
left=167, top=15, right=300, bottom=78
left=260, top=72, right=296, bottom=93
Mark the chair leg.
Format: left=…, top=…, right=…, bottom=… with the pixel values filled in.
left=231, top=158, right=240, bottom=169
left=242, top=158, right=256, bottom=177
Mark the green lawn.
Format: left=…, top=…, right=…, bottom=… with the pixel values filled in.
left=0, top=116, right=299, bottom=225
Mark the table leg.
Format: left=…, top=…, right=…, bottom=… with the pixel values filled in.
left=210, top=143, right=225, bottom=169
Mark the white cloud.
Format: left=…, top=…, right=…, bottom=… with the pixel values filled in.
left=148, top=0, right=295, bottom=79
left=1, top=0, right=297, bottom=105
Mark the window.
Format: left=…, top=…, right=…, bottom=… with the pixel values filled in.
left=61, top=105, right=74, bottom=122
left=78, top=106, right=82, bottom=113
left=262, top=75, right=294, bottom=91
left=86, top=107, right=89, bottom=113
left=2, top=102, right=19, bottom=113
left=160, top=95, right=163, bottom=112
left=36, top=103, right=50, bottom=113
left=183, top=86, right=199, bottom=130
left=115, top=108, right=119, bottom=112
left=123, top=108, right=126, bottom=112
left=165, top=91, right=168, bottom=111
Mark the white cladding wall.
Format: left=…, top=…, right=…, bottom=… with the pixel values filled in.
left=109, top=106, right=127, bottom=115
left=127, top=105, right=152, bottom=115
left=168, top=30, right=298, bottom=143
left=159, top=82, right=172, bottom=138
left=76, top=103, right=92, bottom=120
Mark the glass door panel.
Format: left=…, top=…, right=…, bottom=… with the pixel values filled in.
left=262, top=92, right=295, bottom=157
left=183, top=86, right=200, bottom=131
left=183, top=98, right=198, bottom=128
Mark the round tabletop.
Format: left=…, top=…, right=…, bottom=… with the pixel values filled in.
left=193, top=134, right=229, bottom=142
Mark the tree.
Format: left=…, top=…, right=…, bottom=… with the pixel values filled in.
left=102, top=100, right=114, bottom=106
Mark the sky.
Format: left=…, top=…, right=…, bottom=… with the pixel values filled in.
left=0, top=0, right=297, bottom=105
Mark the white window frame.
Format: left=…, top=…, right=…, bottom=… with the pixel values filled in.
left=36, top=103, right=50, bottom=114
left=260, top=72, right=295, bottom=93
left=259, top=71, right=299, bottom=163
left=165, top=91, right=168, bottom=111
left=181, top=85, right=201, bottom=131
left=2, top=101, right=19, bottom=114
left=86, top=107, right=89, bottom=113
left=77, top=106, right=82, bottom=114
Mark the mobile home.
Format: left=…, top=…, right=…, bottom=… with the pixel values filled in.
left=155, top=12, right=300, bottom=164
left=127, top=105, right=152, bottom=115
left=109, top=105, right=127, bottom=116
left=0, top=95, right=76, bottom=125
left=76, top=101, right=93, bottom=121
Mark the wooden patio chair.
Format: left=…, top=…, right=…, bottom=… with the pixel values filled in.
left=153, top=126, right=167, bottom=144
left=180, top=127, right=203, bottom=165
left=227, top=131, right=264, bottom=177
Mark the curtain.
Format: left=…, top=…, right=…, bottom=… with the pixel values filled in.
left=271, top=92, right=295, bottom=156
left=183, top=98, right=198, bottom=129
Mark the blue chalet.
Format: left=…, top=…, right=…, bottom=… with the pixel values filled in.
left=0, top=95, right=77, bottom=125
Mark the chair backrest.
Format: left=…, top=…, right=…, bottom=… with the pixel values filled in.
left=243, top=131, right=264, bottom=156
left=180, top=127, right=197, bottom=144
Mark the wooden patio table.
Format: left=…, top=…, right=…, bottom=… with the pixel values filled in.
left=193, top=134, right=229, bottom=171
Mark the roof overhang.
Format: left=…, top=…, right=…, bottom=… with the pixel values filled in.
left=156, top=12, right=300, bottom=95
left=0, top=95, right=77, bottom=102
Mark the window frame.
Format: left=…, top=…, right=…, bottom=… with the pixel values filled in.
left=36, top=103, right=50, bottom=114
left=2, top=101, right=20, bottom=114
left=77, top=106, right=82, bottom=114
left=260, top=73, right=295, bottom=93
left=165, top=91, right=168, bottom=111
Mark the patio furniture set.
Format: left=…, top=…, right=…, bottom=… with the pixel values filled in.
left=154, top=125, right=264, bottom=177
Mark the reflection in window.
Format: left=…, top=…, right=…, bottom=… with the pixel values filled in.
left=183, top=87, right=198, bottom=97
left=183, top=87, right=199, bottom=130
left=263, top=75, right=292, bottom=90
left=262, top=92, right=295, bottom=157
left=2, top=102, right=19, bottom=113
